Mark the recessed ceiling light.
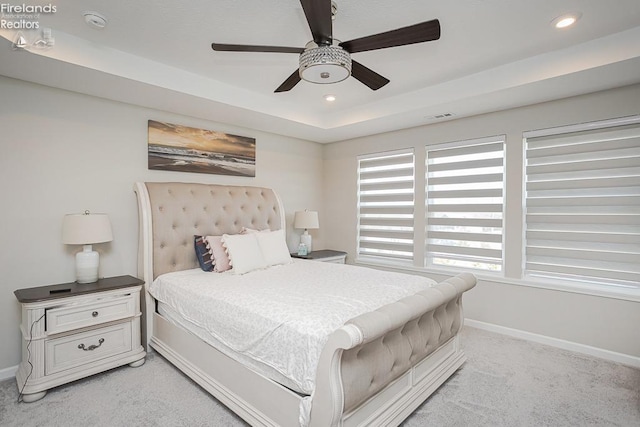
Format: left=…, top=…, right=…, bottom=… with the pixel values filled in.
left=83, top=11, right=108, bottom=29
left=324, top=94, right=336, bottom=102
left=552, top=12, right=581, bottom=29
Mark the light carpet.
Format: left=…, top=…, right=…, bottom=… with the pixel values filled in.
left=1, top=326, right=638, bottom=426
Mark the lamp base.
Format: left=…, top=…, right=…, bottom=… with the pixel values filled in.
left=300, top=232, right=313, bottom=253
left=76, top=245, right=99, bottom=284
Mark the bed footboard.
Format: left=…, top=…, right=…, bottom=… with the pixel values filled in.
left=309, top=272, right=476, bottom=427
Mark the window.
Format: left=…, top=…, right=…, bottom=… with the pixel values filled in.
left=426, top=136, right=505, bottom=272
left=524, top=116, right=640, bottom=289
left=357, top=149, right=415, bottom=263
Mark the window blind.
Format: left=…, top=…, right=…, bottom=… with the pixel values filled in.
left=524, top=117, right=640, bottom=289
left=426, top=136, right=505, bottom=272
left=357, top=149, right=415, bottom=263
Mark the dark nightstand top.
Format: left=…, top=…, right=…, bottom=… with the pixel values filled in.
left=291, top=249, right=347, bottom=260
left=14, top=275, right=144, bottom=303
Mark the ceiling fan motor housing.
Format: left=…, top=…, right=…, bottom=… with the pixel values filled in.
left=299, top=45, right=352, bottom=84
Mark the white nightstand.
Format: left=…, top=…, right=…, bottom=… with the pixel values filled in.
left=291, top=249, right=347, bottom=264
left=14, top=275, right=146, bottom=403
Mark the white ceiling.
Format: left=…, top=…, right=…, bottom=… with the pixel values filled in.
left=1, top=0, right=639, bottom=143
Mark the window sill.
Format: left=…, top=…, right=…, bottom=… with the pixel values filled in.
left=354, top=258, right=640, bottom=303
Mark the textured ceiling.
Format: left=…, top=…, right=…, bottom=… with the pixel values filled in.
left=1, top=0, right=639, bottom=142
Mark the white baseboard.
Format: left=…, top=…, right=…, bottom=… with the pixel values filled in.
left=465, top=319, right=640, bottom=369
left=0, top=364, right=18, bottom=382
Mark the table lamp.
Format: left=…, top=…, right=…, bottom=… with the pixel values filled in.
left=294, top=210, right=319, bottom=252
left=62, top=211, right=113, bottom=283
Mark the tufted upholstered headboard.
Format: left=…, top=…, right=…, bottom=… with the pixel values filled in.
left=134, top=182, right=285, bottom=281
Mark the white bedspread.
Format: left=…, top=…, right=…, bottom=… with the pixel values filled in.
left=149, top=260, right=436, bottom=395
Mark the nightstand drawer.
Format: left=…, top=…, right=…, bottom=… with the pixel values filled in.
left=46, top=294, right=136, bottom=334
left=45, top=322, right=132, bottom=375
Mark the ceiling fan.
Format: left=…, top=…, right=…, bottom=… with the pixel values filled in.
left=211, top=0, right=440, bottom=93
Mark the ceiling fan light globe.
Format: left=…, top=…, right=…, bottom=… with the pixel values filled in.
left=299, top=45, right=351, bottom=84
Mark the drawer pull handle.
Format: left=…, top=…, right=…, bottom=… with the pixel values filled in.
left=92, top=311, right=99, bottom=317
left=78, top=338, right=104, bottom=351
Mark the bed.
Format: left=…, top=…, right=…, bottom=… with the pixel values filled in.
left=134, top=181, right=476, bottom=427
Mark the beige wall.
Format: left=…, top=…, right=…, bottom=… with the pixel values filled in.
left=1, top=75, right=638, bottom=374
left=323, top=84, right=640, bottom=359
left=0, top=76, right=324, bottom=372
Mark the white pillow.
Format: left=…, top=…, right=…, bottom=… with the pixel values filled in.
left=222, top=233, right=267, bottom=275
left=256, top=229, right=292, bottom=267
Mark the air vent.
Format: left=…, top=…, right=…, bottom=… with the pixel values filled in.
left=427, top=113, right=455, bottom=120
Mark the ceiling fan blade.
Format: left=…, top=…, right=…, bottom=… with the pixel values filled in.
left=212, top=43, right=304, bottom=54
left=340, top=19, right=440, bottom=53
left=300, top=0, right=333, bottom=46
left=351, top=60, right=390, bottom=91
left=275, top=70, right=302, bottom=93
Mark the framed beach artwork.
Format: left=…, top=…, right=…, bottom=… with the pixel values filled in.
left=147, top=120, right=256, bottom=177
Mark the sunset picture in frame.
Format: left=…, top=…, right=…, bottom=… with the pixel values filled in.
left=148, top=120, right=256, bottom=177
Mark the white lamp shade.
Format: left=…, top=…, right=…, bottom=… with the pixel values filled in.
left=62, top=212, right=112, bottom=284
left=62, top=213, right=113, bottom=245
left=294, top=210, right=319, bottom=230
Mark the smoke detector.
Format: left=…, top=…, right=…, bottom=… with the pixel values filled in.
left=83, top=11, right=108, bottom=29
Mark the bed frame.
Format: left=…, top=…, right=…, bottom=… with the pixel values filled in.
left=134, top=181, right=476, bottom=427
